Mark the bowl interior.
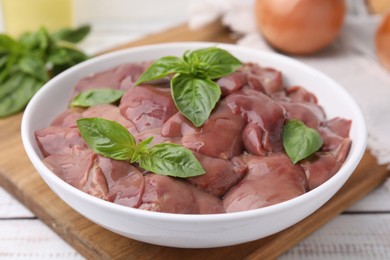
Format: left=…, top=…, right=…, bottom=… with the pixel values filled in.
left=22, top=42, right=367, bottom=220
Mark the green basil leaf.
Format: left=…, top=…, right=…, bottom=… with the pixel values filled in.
left=135, top=56, right=187, bottom=85
left=38, top=27, right=52, bottom=51
left=48, top=46, right=89, bottom=76
left=0, top=55, right=8, bottom=70
left=48, top=46, right=88, bottom=65
left=138, top=143, right=205, bottom=178
left=77, top=118, right=136, bottom=160
left=171, top=74, right=221, bottom=127
left=188, top=47, right=242, bottom=79
left=18, top=27, right=53, bottom=61
left=283, top=119, right=323, bottom=164
left=18, top=31, right=40, bottom=50
left=50, top=64, right=70, bottom=77
left=52, top=25, right=91, bottom=43
left=18, top=55, right=48, bottom=82
left=0, top=73, right=43, bottom=118
left=0, top=53, right=18, bottom=83
left=0, top=34, right=19, bottom=53
left=0, top=71, right=25, bottom=99
left=70, top=88, right=124, bottom=107
left=48, top=47, right=68, bottom=65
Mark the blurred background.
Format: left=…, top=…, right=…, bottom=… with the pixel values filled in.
left=0, top=0, right=389, bottom=54
left=0, top=0, right=388, bottom=59
left=0, top=0, right=190, bottom=53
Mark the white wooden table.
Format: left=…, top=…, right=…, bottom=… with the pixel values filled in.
left=1, top=1, right=390, bottom=258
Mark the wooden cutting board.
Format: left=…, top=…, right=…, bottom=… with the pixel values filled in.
left=0, top=21, right=389, bottom=259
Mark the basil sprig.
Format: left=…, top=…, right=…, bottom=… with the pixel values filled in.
left=0, top=25, right=90, bottom=118
left=77, top=117, right=205, bottom=178
left=71, top=88, right=125, bottom=107
left=283, top=119, right=323, bottom=164
left=135, top=47, right=242, bottom=127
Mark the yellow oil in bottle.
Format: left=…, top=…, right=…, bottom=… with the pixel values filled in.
left=2, top=0, right=73, bottom=36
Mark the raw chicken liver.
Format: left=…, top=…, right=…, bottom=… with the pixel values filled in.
left=223, top=154, right=308, bottom=212
left=35, top=60, right=352, bottom=214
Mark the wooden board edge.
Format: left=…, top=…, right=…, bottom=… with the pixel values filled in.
left=97, top=20, right=234, bottom=55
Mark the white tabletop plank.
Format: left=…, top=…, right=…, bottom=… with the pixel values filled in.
left=0, top=188, right=34, bottom=218
left=347, top=179, right=390, bottom=212
left=281, top=214, right=390, bottom=259
left=0, top=220, right=82, bottom=259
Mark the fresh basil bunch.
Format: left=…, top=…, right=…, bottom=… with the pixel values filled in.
left=0, top=25, right=90, bottom=118
left=77, top=117, right=205, bottom=178
left=135, top=47, right=242, bottom=127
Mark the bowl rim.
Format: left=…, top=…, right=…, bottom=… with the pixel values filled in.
left=21, top=42, right=367, bottom=222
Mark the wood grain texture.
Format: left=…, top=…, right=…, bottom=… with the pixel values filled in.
left=0, top=21, right=388, bottom=259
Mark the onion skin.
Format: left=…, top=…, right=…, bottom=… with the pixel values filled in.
left=366, top=0, right=390, bottom=15
left=255, top=0, right=346, bottom=55
left=376, top=12, right=390, bottom=71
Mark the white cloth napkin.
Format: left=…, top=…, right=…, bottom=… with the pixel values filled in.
left=188, top=0, right=390, bottom=170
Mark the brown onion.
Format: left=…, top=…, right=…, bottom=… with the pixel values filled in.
left=376, top=12, right=390, bottom=71
left=255, top=0, right=346, bottom=55
left=366, top=0, right=390, bottom=14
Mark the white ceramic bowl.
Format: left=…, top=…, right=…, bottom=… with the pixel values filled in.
left=21, top=42, right=367, bottom=248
